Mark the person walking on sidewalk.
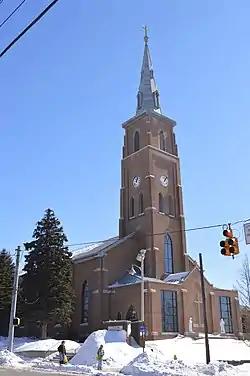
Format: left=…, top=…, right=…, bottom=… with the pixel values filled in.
left=96, top=345, right=104, bottom=370
left=58, top=340, right=67, bottom=365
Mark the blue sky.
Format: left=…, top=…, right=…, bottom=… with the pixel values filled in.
left=1, top=0, right=249, bottom=289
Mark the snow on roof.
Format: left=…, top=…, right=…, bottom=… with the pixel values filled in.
left=108, top=271, right=190, bottom=289
left=72, top=232, right=136, bottom=262
left=72, top=237, right=118, bottom=262
left=164, top=271, right=189, bottom=284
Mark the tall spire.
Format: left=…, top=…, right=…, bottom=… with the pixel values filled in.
left=136, top=26, right=162, bottom=116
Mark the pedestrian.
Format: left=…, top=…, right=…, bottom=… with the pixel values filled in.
left=96, top=344, right=104, bottom=370
left=58, top=340, right=67, bottom=365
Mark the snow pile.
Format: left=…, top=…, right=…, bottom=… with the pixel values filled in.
left=147, top=337, right=250, bottom=363
left=121, top=352, right=237, bottom=376
left=71, top=329, right=140, bottom=368
left=0, top=336, right=36, bottom=351
left=15, top=338, right=80, bottom=353
left=0, top=350, right=25, bottom=368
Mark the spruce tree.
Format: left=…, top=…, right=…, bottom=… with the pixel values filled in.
left=0, top=249, right=14, bottom=336
left=21, top=208, right=75, bottom=338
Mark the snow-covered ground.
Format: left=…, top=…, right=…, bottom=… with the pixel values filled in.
left=0, top=331, right=250, bottom=375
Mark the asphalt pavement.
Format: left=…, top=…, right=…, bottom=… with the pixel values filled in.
left=0, top=368, right=86, bottom=376
left=0, top=367, right=119, bottom=375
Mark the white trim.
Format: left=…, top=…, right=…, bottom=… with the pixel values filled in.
left=210, top=292, right=215, bottom=295
left=93, top=268, right=108, bottom=272
left=80, top=322, right=88, bottom=327
left=92, top=289, right=99, bottom=294
left=145, top=174, right=155, bottom=179
left=138, top=212, right=145, bottom=217
left=122, top=144, right=179, bottom=162
left=129, top=216, right=136, bottom=220
left=145, top=206, right=156, bottom=211
left=122, top=111, right=176, bottom=129
left=159, top=211, right=166, bottom=216
left=181, top=289, right=188, bottom=292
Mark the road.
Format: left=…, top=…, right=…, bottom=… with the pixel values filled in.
left=0, top=369, right=86, bottom=376
left=0, top=367, right=119, bottom=375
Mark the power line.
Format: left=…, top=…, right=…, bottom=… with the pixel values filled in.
left=0, top=0, right=27, bottom=29
left=0, top=0, right=60, bottom=58
left=2, top=217, right=249, bottom=253
left=148, top=218, right=250, bottom=237
left=66, top=217, right=250, bottom=249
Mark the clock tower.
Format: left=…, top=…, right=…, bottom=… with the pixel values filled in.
left=119, top=28, right=188, bottom=278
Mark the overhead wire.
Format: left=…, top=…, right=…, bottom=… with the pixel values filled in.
left=0, top=0, right=27, bottom=29
left=66, top=217, right=250, bottom=248
left=3, top=217, right=249, bottom=254
left=0, top=0, right=60, bottom=58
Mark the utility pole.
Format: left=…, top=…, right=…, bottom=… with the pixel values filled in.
left=7, top=246, right=21, bottom=352
left=199, top=253, right=210, bottom=364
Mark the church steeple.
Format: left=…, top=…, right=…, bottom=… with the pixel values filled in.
left=136, top=26, right=162, bottom=116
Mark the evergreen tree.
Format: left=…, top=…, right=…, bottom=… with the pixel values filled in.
left=21, top=208, right=75, bottom=338
left=0, top=249, right=14, bottom=336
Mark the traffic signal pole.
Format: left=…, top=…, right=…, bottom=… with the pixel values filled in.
left=7, top=246, right=21, bottom=352
left=199, top=253, right=210, bottom=364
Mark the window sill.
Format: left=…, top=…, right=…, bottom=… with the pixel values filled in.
left=138, top=212, right=145, bottom=216
left=80, top=322, right=88, bottom=327
left=159, top=211, right=166, bottom=216
left=129, top=216, right=136, bottom=220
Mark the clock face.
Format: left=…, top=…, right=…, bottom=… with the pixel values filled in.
left=132, top=176, right=141, bottom=188
left=160, top=175, right=168, bottom=187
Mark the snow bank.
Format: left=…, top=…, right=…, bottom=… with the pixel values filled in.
left=71, top=329, right=140, bottom=367
left=0, top=350, right=25, bottom=368
left=15, top=338, right=80, bottom=353
left=121, top=352, right=237, bottom=376
left=147, top=336, right=250, bottom=363
left=0, top=336, right=36, bottom=351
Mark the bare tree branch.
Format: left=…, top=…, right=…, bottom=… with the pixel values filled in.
left=235, top=254, right=250, bottom=337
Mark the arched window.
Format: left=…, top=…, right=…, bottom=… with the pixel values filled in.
left=134, top=131, right=140, bottom=152
left=168, top=195, right=174, bottom=216
left=130, top=197, right=135, bottom=217
left=159, top=130, right=166, bottom=151
left=139, top=192, right=144, bottom=214
left=158, top=193, right=164, bottom=213
left=164, top=234, right=173, bottom=275
left=81, top=280, right=89, bottom=323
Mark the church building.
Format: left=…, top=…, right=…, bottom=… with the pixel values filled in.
left=71, top=30, right=242, bottom=341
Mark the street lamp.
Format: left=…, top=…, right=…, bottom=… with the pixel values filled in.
left=129, top=249, right=147, bottom=323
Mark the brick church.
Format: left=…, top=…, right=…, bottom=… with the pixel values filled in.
left=71, top=30, right=242, bottom=340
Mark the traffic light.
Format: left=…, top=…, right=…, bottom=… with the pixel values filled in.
left=220, top=238, right=230, bottom=256
left=220, top=224, right=240, bottom=258
left=13, top=317, right=20, bottom=327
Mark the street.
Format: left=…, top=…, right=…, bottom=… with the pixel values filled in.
left=0, top=367, right=119, bottom=375
left=0, top=368, right=86, bottom=376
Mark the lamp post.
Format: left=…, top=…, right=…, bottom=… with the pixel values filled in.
left=136, top=249, right=147, bottom=323
left=129, top=249, right=147, bottom=322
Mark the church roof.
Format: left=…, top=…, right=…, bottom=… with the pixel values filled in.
left=136, top=26, right=161, bottom=116
left=72, top=232, right=135, bottom=262
left=108, top=270, right=190, bottom=289
left=164, top=271, right=190, bottom=283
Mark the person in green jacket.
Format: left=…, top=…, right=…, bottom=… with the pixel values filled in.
left=96, top=345, right=104, bottom=370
